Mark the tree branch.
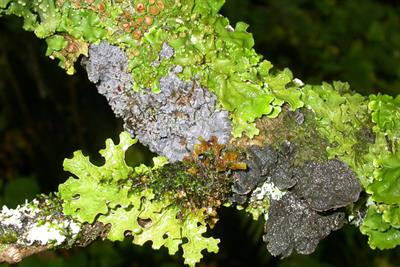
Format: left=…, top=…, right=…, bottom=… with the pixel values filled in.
left=1, top=0, right=400, bottom=265
left=0, top=195, right=109, bottom=264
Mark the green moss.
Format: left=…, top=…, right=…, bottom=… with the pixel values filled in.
left=0, top=231, right=17, bottom=244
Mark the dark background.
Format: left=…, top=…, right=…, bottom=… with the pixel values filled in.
left=1, top=0, right=400, bottom=266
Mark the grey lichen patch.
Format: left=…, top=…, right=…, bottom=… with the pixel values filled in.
left=81, top=41, right=132, bottom=119
left=0, top=198, right=81, bottom=247
left=75, top=222, right=110, bottom=247
left=293, top=160, right=362, bottom=211
left=263, top=193, right=345, bottom=258
left=159, top=42, right=174, bottom=60
left=82, top=41, right=231, bottom=162
left=124, top=69, right=231, bottom=161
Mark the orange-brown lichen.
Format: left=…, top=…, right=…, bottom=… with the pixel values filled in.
left=187, top=136, right=246, bottom=172
left=144, top=15, right=153, bottom=25
left=133, top=30, right=142, bottom=40
left=156, top=0, right=164, bottom=10
left=149, top=6, right=159, bottom=15
left=136, top=3, right=145, bottom=13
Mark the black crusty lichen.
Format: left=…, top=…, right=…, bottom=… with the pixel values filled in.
left=263, top=192, right=345, bottom=257
left=231, top=142, right=296, bottom=204
left=293, top=160, right=361, bottom=212
left=82, top=41, right=231, bottom=162
left=231, top=141, right=362, bottom=257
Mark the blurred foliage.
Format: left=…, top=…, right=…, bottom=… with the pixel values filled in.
left=1, top=0, right=400, bottom=266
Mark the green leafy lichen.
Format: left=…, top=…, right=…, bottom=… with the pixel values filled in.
left=59, top=131, right=219, bottom=266
left=59, top=132, right=136, bottom=223
left=3, top=0, right=400, bottom=254
left=360, top=205, right=400, bottom=250
left=368, top=153, right=400, bottom=205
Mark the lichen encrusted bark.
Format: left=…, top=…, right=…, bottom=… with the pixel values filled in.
left=0, top=195, right=109, bottom=264
left=81, top=41, right=231, bottom=162
left=2, top=0, right=400, bottom=265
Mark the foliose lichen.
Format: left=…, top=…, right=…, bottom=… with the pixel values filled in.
left=231, top=143, right=295, bottom=204
left=58, top=132, right=220, bottom=266
left=81, top=41, right=132, bottom=118
left=232, top=141, right=362, bottom=257
left=263, top=192, right=345, bottom=257
left=82, top=41, right=232, bottom=161
left=293, top=159, right=362, bottom=212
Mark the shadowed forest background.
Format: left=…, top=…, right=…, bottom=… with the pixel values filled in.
left=1, top=0, right=400, bottom=266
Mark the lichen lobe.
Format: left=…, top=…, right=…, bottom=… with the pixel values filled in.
left=293, top=159, right=362, bottom=211
left=231, top=142, right=362, bottom=257
left=264, top=193, right=345, bottom=258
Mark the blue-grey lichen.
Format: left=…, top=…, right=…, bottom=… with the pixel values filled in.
left=82, top=41, right=231, bottom=162
left=81, top=41, right=132, bottom=118
left=263, top=192, right=345, bottom=257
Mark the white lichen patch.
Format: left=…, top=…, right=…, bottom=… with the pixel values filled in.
left=25, top=222, right=66, bottom=245
left=0, top=201, right=40, bottom=228
left=250, top=179, right=286, bottom=202
left=293, top=78, right=305, bottom=87
left=24, top=219, right=81, bottom=246
left=0, top=198, right=81, bottom=247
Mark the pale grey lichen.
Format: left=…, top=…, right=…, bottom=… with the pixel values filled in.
left=81, top=41, right=132, bottom=118
left=159, top=42, right=174, bottom=60
left=123, top=69, right=231, bottom=161
left=82, top=41, right=231, bottom=162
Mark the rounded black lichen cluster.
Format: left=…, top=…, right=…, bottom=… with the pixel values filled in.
left=231, top=142, right=362, bottom=257
left=82, top=41, right=231, bottom=162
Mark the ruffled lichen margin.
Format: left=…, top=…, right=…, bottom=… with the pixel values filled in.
left=1, top=0, right=400, bottom=265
